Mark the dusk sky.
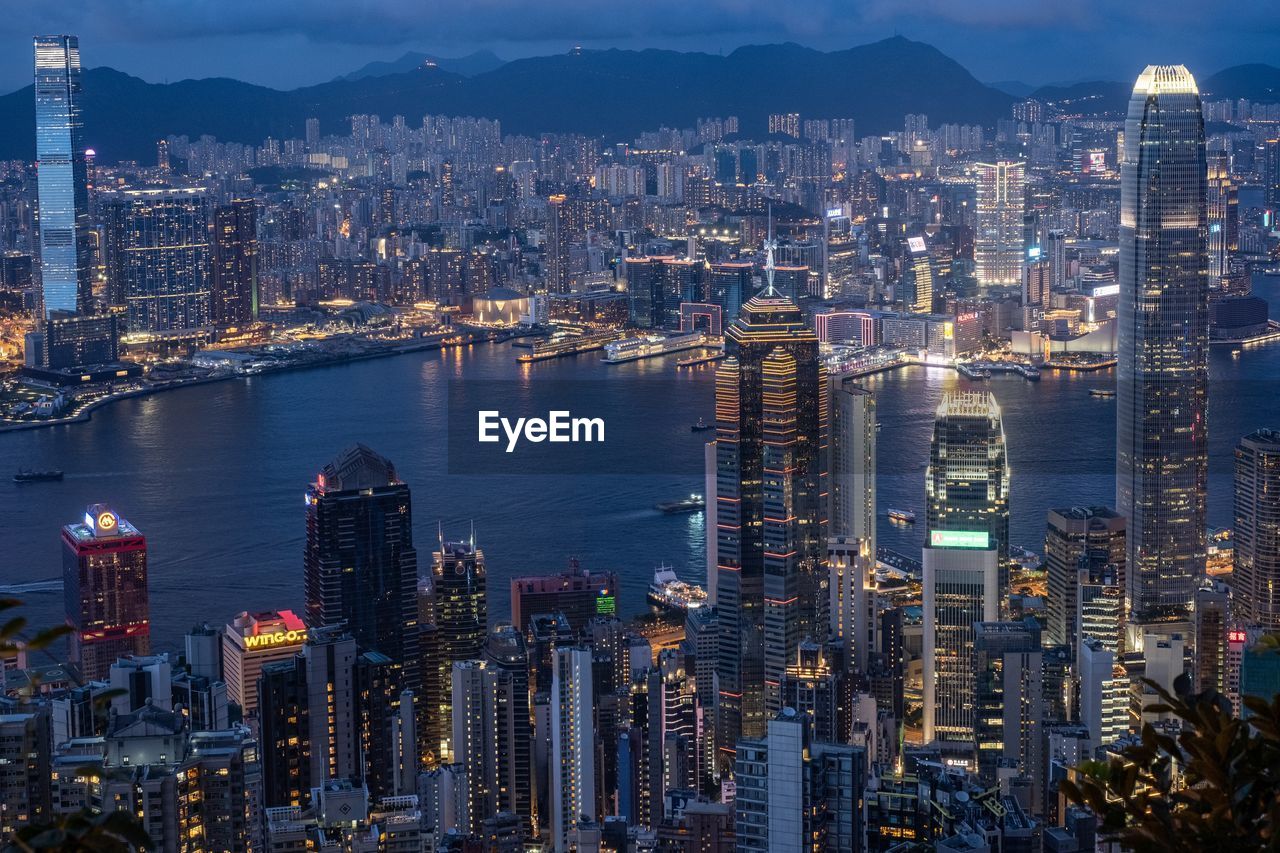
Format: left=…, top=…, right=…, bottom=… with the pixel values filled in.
left=2, top=0, right=1277, bottom=92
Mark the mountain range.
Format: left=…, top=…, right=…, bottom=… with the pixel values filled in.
left=0, top=38, right=1273, bottom=164
left=336, top=50, right=506, bottom=80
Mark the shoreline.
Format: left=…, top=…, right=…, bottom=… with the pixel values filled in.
left=0, top=331, right=507, bottom=435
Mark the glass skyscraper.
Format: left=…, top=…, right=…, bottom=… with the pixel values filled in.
left=34, top=35, right=92, bottom=316
left=974, top=161, right=1025, bottom=288
left=714, top=294, right=828, bottom=765
left=1116, top=65, right=1208, bottom=630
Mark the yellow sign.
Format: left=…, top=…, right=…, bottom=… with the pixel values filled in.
left=244, top=629, right=308, bottom=650
left=96, top=512, right=118, bottom=532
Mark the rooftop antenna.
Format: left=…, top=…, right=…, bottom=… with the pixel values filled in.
left=763, top=204, right=778, bottom=296
left=469, top=519, right=476, bottom=549
left=437, top=520, right=444, bottom=551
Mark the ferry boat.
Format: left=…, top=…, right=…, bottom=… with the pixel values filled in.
left=602, top=331, right=705, bottom=364
left=886, top=508, right=916, bottom=524
left=957, top=363, right=990, bottom=380
left=647, top=565, right=708, bottom=613
left=655, top=493, right=706, bottom=514
left=14, top=468, right=64, bottom=483
left=691, top=417, right=714, bottom=432
left=1089, top=388, right=1116, bottom=398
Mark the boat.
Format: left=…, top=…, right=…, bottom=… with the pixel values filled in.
left=14, top=468, right=64, bottom=483
left=1089, top=388, right=1116, bottom=398
left=655, top=493, right=706, bottom=514
left=886, top=508, right=916, bottom=524
left=691, top=417, right=714, bottom=432
left=602, top=331, right=705, bottom=364
left=647, top=565, right=708, bottom=613
left=957, top=363, right=990, bottom=381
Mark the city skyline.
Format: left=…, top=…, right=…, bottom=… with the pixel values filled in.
left=3, top=19, right=1280, bottom=850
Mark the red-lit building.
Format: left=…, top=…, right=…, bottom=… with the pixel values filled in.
left=61, top=504, right=150, bottom=680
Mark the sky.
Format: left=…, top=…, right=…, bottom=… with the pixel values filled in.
left=1, top=0, right=1276, bottom=93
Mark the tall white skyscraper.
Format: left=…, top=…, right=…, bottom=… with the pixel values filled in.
left=550, top=646, right=595, bottom=853
left=974, top=161, right=1026, bottom=288
left=1116, top=65, right=1208, bottom=640
left=922, top=538, right=999, bottom=757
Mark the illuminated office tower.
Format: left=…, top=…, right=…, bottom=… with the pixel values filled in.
left=828, top=537, right=874, bottom=673
left=509, top=557, right=617, bottom=636
left=423, top=535, right=487, bottom=764
left=545, top=194, right=573, bottom=293
left=1116, top=66, right=1208, bottom=638
left=925, top=392, right=1011, bottom=600
left=1046, top=228, right=1068, bottom=291
left=105, top=188, right=213, bottom=332
left=450, top=660, right=488, bottom=833
left=625, top=255, right=668, bottom=329
left=550, top=647, right=595, bottom=853
left=707, top=262, right=753, bottom=322
left=921, top=535, right=999, bottom=757
left=1023, top=257, right=1050, bottom=329
left=220, top=609, right=309, bottom=718
left=61, top=504, right=150, bottom=680
left=1206, top=153, right=1238, bottom=284
left=714, top=293, right=828, bottom=761
left=1234, top=429, right=1280, bottom=629
left=483, top=625, right=533, bottom=837
left=1265, top=138, right=1280, bottom=208
left=1079, top=638, right=1130, bottom=748
left=902, top=236, right=933, bottom=313
left=1078, top=562, right=1124, bottom=658
left=974, top=161, right=1026, bottom=287
left=1044, top=507, right=1125, bottom=652
left=34, top=36, right=91, bottom=316
left=211, top=198, right=259, bottom=325
left=972, top=620, right=1043, bottom=802
left=0, top=712, right=51, bottom=841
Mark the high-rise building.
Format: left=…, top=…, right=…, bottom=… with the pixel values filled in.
left=220, top=609, right=309, bottom=718
left=509, top=558, right=618, bottom=636
left=104, top=188, right=213, bottom=332
left=1234, top=429, right=1280, bottom=629
left=1044, top=507, right=1125, bottom=652
left=1117, top=66, right=1208, bottom=636
left=925, top=392, right=1011, bottom=599
left=545, top=194, right=573, bottom=294
left=304, top=445, right=419, bottom=669
left=484, top=624, right=534, bottom=837
left=903, top=236, right=933, bottom=313
left=212, top=198, right=259, bottom=326
left=550, top=646, right=595, bottom=853
left=423, top=535, right=487, bottom=764
left=1206, top=152, right=1238, bottom=283
left=1078, top=638, right=1129, bottom=748
left=34, top=36, right=91, bottom=316
left=707, top=262, right=753, bottom=323
left=61, top=504, right=150, bottom=680
left=257, top=627, right=411, bottom=808
left=715, top=294, right=828, bottom=761
left=829, top=378, right=875, bottom=553
left=1263, top=137, right=1279, bottom=209
left=0, top=711, right=52, bottom=842
left=972, top=620, right=1044, bottom=803
left=921, top=535, right=999, bottom=758
left=732, top=708, right=865, bottom=853
left=974, top=161, right=1026, bottom=287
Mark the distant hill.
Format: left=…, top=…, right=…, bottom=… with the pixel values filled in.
left=988, top=80, right=1036, bottom=98
left=0, top=37, right=1017, bottom=162
left=1029, top=64, right=1280, bottom=115
left=1202, top=64, right=1280, bottom=104
left=337, top=50, right=506, bottom=80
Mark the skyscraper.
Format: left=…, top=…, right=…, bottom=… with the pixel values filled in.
left=1234, top=429, right=1280, bottom=629
left=61, top=504, right=150, bottom=680
left=550, top=646, right=595, bottom=853
left=34, top=36, right=91, bottom=316
left=1206, top=152, right=1238, bottom=284
left=211, top=198, right=259, bottom=326
left=925, top=392, right=1011, bottom=597
left=303, top=444, right=420, bottom=720
left=105, top=188, right=213, bottom=332
left=1044, top=507, right=1126, bottom=652
left=1116, top=66, right=1208, bottom=636
left=714, top=293, right=828, bottom=762
left=903, top=236, right=933, bottom=313
left=972, top=620, right=1044, bottom=803
left=422, top=535, right=487, bottom=764
left=974, top=161, right=1026, bottom=288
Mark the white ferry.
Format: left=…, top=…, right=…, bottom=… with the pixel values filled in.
left=603, top=331, right=705, bottom=363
